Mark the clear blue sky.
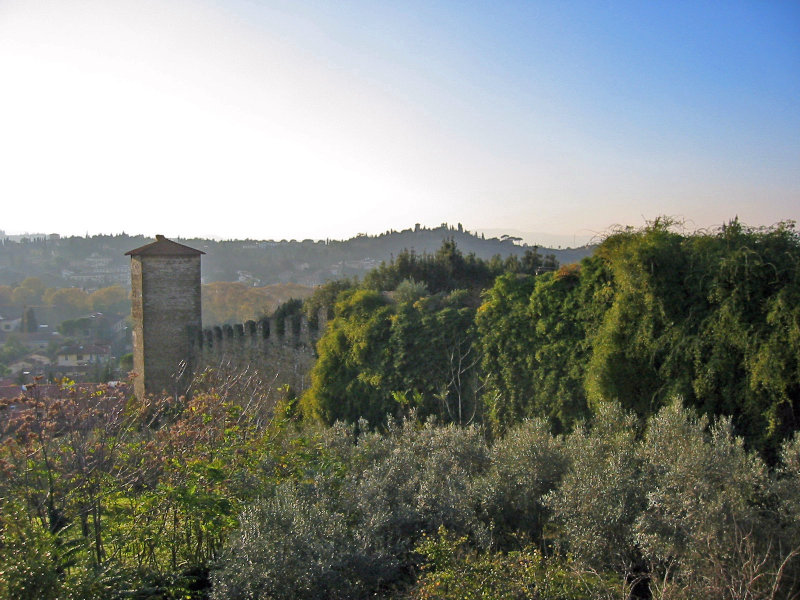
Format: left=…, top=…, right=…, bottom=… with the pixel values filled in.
left=0, top=0, right=797, bottom=245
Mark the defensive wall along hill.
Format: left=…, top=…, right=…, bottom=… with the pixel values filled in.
left=188, top=311, right=326, bottom=395
left=127, top=235, right=324, bottom=399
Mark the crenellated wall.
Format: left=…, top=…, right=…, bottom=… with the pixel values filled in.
left=128, top=235, right=330, bottom=400
left=188, top=310, right=328, bottom=395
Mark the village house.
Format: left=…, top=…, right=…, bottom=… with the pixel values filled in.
left=6, top=353, right=51, bottom=376
left=0, top=315, right=21, bottom=332
left=54, top=343, right=111, bottom=378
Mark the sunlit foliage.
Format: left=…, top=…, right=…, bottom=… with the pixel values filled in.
left=479, top=219, right=800, bottom=455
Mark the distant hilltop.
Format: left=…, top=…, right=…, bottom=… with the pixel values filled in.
left=0, top=223, right=595, bottom=288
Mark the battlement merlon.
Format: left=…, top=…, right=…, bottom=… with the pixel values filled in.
left=189, top=309, right=327, bottom=357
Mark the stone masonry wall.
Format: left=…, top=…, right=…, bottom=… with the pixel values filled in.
left=131, top=255, right=202, bottom=398
left=189, top=311, right=327, bottom=397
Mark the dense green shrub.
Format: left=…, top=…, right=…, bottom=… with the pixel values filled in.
left=210, top=483, right=365, bottom=600
left=362, top=239, right=500, bottom=295
left=0, top=502, right=127, bottom=600
left=0, top=505, right=68, bottom=600
left=410, top=526, right=618, bottom=600
left=210, top=399, right=800, bottom=599
left=478, top=220, right=800, bottom=456
left=212, top=418, right=491, bottom=598
left=478, top=419, right=568, bottom=549
left=545, top=402, right=646, bottom=576
left=348, top=420, right=491, bottom=556
left=635, top=401, right=773, bottom=596
left=302, top=288, right=481, bottom=426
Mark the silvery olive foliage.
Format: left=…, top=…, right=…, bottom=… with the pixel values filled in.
left=212, top=417, right=492, bottom=599
left=772, top=433, right=800, bottom=594
left=776, top=433, right=800, bottom=536
left=210, top=483, right=355, bottom=600
left=545, top=399, right=800, bottom=599
left=635, top=401, right=800, bottom=599
left=544, top=401, right=646, bottom=574
left=478, top=418, right=569, bottom=548
left=349, top=419, right=491, bottom=558
left=212, top=403, right=800, bottom=599
left=635, top=402, right=771, bottom=588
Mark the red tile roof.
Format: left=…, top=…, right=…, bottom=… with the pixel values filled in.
left=125, top=234, right=204, bottom=257
left=0, top=381, right=129, bottom=400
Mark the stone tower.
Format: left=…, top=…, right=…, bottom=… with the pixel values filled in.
left=126, top=235, right=204, bottom=398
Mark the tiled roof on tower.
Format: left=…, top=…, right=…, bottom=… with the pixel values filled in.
left=125, top=235, right=205, bottom=257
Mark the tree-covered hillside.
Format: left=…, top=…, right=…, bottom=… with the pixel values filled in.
left=0, top=224, right=590, bottom=287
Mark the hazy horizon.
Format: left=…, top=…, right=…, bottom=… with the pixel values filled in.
left=0, top=222, right=601, bottom=249
left=3, top=215, right=793, bottom=250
